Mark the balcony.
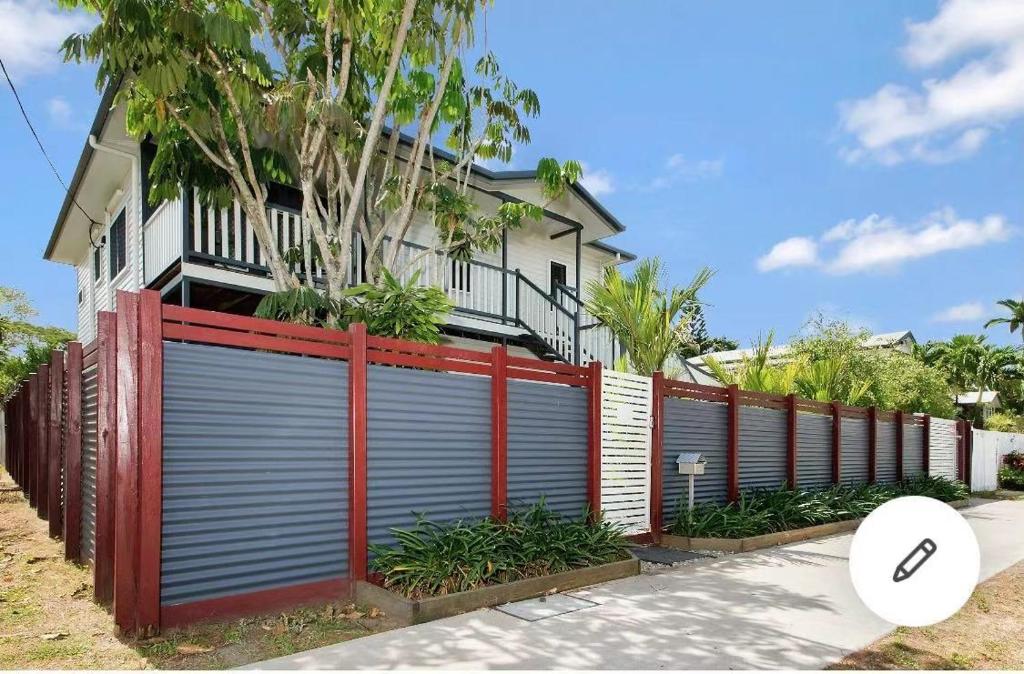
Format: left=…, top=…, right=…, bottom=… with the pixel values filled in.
left=143, top=192, right=619, bottom=366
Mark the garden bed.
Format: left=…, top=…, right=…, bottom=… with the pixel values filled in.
left=356, top=554, right=639, bottom=625
left=661, top=499, right=970, bottom=553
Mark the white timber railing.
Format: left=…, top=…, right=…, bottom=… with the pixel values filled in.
left=143, top=197, right=184, bottom=284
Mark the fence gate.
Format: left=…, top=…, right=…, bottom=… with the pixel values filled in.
left=599, top=369, right=652, bottom=534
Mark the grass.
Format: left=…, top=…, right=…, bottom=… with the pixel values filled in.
left=669, top=475, right=969, bottom=538
left=368, top=501, right=631, bottom=599
left=830, top=561, right=1024, bottom=669
left=0, top=469, right=390, bottom=669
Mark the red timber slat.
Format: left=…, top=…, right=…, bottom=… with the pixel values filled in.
left=162, top=304, right=352, bottom=345
left=491, top=346, right=508, bottom=520
left=368, top=349, right=491, bottom=376
left=47, top=350, right=64, bottom=539
left=137, top=291, right=163, bottom=633
left=367, top=334, right=490, bottom=363
left=95, top=311, right=117, bottom=605
left=663, top=380, right=729, bottom=402
left=505, top=367, right=588, bottom=387
left=348, top=323, right=368, bottom=583
left=64, top=342, right=84, bottom=561
left=36, top=364, right=49, bottom=521
left=505, top=354, right=587, bottom=376
left=740, top=389, right=787, bottom=410
left=113, top=291, right=140, bottom=634
left=162, top=323, right=351, bottom=360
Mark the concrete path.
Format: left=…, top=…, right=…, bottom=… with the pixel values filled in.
left=253, top=499, right=1024, bottom=670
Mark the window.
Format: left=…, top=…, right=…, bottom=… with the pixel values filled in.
left=449, top=258, right=471, bottom=293
left=93, top=247, right=101, bottom=281
left=549, top=261, right=567, bottom=298
left=108, top=209, right=127, bottom=279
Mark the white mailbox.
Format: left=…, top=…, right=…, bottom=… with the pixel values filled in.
left=676, top=452, right=706, bottom=475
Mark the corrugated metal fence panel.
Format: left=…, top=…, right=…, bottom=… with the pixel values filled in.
left=80, top=365, right=98, bottom=562
left=840, top=417, right=870, bottom=485
left=663, top=398, right=728, bottom=521
left=903, top=423, right=924, bottom=477
left=929, top=417, right=957, bottom=479
left=507, top=380, right=588, bottom=517
left=797, top=413, right=832, bottom=489
left=367, top=365, right=491, bottom=547
left=161, top=342, right=349, bottom=607
left=737, top=406, right=787, bottom=491
left=876, top=420, right=898, bottom=484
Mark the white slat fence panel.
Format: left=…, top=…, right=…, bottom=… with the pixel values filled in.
left=600, top=369, right=652, bottom=534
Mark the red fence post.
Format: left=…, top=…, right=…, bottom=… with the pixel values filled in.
left=922, top=414, right=931, bottom=476
left=727, top=384, right=739, bottom=502
left=48, top=350, right=64, bottom=539
left=95, top=311, right=118, bottom=604
left=650, top=372, right=665, bottom=539
left=868, top=406, right=878, bottom=484
left=587, top=361, right=603, bottom=518
left=137, top=290, right=163, bottom=634
left=348, top=322, right=368, bottom=583
left=36, top=364, right=50, bottom=520
left=114, top=291, right=140, bottom=634
left=831, top=401, right=842, bottom=485
left=895, top=410, right=905, bottom=480
left=24, top=382, right=35, bottom=501
left=786, top=393, right=798, bottom=489
left=64, top=342, right=83, bottom=561
left=490, top=346, right=508, bottom=521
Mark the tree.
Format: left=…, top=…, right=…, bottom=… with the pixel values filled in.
left=62, top=0, right=581, bottom=309
left=584, top=259, right=713, bottom=377
left=985, top=298, right=1024, bottom=344
left=0, top=287, right=75, bottom=398
left=703, top=332, right=798, bottom=395
left=675, top=302, right=738, bottom=359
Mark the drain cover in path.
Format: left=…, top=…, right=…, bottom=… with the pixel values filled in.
left=494, top=593, right=598, bottom=621
left=630, top=545, right=710, bottom=565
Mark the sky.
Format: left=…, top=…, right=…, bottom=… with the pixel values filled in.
left=0, top=0, right=1022, bottom=347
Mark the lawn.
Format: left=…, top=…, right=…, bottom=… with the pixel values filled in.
left=0, top=469, right=390, bottom=669
left=830, top=561, right=1024, bottom=670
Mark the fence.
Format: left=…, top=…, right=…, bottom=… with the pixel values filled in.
left=970, top=429, right=1024, bottom=491
left=0, top=290, right=973, bottom=634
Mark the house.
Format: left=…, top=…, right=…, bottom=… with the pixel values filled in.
left=955, top=390, right=1001, bottom=423
left=685, top=329, right=917, bottom=375
left=43, top=87, right=635, bottom=366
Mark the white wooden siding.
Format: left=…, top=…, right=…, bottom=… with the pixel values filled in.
left=143, top=196, right=183, bottom=284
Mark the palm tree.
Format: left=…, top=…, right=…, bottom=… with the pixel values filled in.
left=929, top=334, right=989, bottom=394
left=985, top=299, right=1024, bottom=344
left=703, top=332, right=797, bottom=394
left=585, top=258, right=713, bottom=376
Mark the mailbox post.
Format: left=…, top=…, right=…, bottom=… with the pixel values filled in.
left=676, top=452, right=706, bottom=509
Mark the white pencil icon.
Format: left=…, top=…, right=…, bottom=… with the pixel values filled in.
left=893, top=538, right=937, bottom=583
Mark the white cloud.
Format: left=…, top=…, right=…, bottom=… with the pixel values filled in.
left=838, top=0, right=1024, bottom=165
left=0, top=0, right=94, bottom=78
left=579, top=162, right=615, bottom=197
left=47, top=96, right=72, bottom=127
left=932, top=301, right=986, bottom=323
left=647, top=153, right=723, bottom=190
left=758, top=208, right=1014, bottom=274
left=756, top=237, right=819, bottom=272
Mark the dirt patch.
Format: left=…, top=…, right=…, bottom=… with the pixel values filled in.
left=0, top=470, right=392, bottom=669
left=830, top=562, right=1024, bottom=670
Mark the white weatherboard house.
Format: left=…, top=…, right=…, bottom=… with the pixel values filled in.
left=44, top=88, right=635, bottom=366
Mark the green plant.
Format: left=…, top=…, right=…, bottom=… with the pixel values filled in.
left=254, top=286, right=347, bottom=328
left=585, top=259, right=713, bottom=377
left=999, top=455, right=1024, bottom=490
left=368, top=502, right=630, bottom=599
left=985, top=412, right=1024, bottom=433
left=1, top=287, right=75, bottom=398
left=345, top=269, right=452, bottom=344
left=669, top=476, right=968, bottom=538
left=985, top=298, right=1024, bottom=344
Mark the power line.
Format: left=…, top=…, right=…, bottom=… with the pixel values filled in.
left=0, top=55, right=105, bottom=245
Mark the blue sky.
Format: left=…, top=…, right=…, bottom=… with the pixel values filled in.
left=1, top=0, right=1021, bottom=346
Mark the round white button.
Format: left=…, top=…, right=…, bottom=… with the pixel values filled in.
left=849, top=496, right=979, bottom=627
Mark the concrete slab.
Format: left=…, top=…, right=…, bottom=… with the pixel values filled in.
left=250, top=499, right=1024, bottom=670
left=494, top=594, right=598, bottom=622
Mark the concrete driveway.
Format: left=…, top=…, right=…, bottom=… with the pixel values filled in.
left=253, top=499, right=1024, bottom=670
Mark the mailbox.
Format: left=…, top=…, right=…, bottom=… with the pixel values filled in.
left=676, top=452, right=706, bottom=475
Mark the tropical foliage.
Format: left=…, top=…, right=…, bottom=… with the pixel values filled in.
left=669, top=476, right=968, bottom=538
left=984, top=412, right=1024, bottom=433
left=368, top=502, right=630, bottom=599
left=62, top=0, right=582, bottom=302
left=986, top=298, right=1024, bottom=344
left=1, top=287, right=75, bottom=398
left=676, top=302, right=738, bottom=359
left=998, top=452, right=1024, bottom=490
left=584, top=258, right=713, bottom=376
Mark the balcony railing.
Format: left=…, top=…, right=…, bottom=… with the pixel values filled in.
left=144, top=191, right=618, bottom=366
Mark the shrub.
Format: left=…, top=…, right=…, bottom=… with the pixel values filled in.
left=668, top=476, right=968, bottom=538
left=368, top=502, right=630, bottom=599
left=999, top=454, right=1024, bottom=490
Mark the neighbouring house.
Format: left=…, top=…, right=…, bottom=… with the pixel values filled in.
left=684, top=329, right=917, bottom=376
left=44, top=87, right=635, bottom=366
left=955, top=390, right=1001, bottom=424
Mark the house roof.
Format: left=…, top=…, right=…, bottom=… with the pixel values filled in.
left=46, top=85, right=634, bottom=262
left=862, top=330, right=916, bottom=348
left=956, top=391, right=1000, bottom=405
